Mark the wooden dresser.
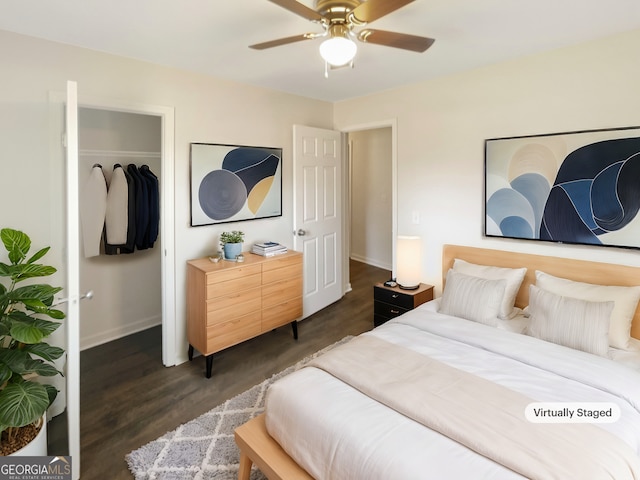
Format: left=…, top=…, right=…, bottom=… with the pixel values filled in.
left=187, top=251, right=303, bottom=377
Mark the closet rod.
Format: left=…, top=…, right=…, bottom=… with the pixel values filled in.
left=79, top=149, right=161, bottom=159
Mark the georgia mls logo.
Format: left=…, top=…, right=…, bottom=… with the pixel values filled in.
left=0, top=455, right=72, bottom=480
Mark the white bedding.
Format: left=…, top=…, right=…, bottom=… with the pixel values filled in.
left=265, top=301, right=640, bottom=480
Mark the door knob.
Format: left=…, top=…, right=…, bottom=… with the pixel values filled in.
left=296, top=229, right=306, bottom=236
left=54, top=290, right=94, bottom=306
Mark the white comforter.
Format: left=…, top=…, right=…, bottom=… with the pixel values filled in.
left=265, top=301, right=640, bottom=480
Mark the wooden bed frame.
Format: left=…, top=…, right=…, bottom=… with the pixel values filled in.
left=442, top=244, right=640, bottom=340
left=235, top=245, right=640, bottom=479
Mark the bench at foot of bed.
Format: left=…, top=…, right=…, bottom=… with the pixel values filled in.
left=234, top=413, right=314, bottom=480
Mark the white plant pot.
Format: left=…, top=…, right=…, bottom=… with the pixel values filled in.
left=10, top=415, right=47, bottom=457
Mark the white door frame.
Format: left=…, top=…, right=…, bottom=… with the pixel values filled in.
left=65, top=80, right=81, bottom=480
left=337, top=118, right=398, bottom=287
left=79, top=95, right=177, bottom=366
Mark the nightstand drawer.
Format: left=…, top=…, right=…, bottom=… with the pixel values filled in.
left=374, top=300, right=408, bottom=319
left=373, top=286, right=415, bottom=309
left=372, top=283, right=434, bottom=327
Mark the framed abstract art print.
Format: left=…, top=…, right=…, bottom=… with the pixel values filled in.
left=485, top=126, right=640, bottom=249
left=190, top=143, right=283, bottom=226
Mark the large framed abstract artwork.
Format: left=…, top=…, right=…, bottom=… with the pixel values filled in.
left=190, top=143, right=282, bottom=226
left=484, top=126, right=640, bottom=249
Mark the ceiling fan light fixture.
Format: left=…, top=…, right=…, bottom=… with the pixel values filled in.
left=319, top=25, right=357, bottom=67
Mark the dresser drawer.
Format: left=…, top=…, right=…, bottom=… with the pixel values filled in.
left=206, top=311, right=262, bottom=353
left=206, top=273, right=261, bottom=299
left=206, top=263, right=262, bottom=285
left=373, top=286, right=415, bottom=309
left=207, top=293, right=261, bottom=326
left=262, top=262, right=302, bottom=284
left=262, top=276, right=302, bottom=308
left=262, top=253, right=301, bottom=271
left=262, top=297, right=302, bottom=331
left=374, top=300, right=408, bottom=319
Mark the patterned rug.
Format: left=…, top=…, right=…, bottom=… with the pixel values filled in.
left=126, top=336, right=352, bottom=480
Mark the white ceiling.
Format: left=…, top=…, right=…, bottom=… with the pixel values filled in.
left=2, top=0, right=640, bottom=102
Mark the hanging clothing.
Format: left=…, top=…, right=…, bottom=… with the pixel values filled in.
left=105, top=164, right=128, bottom=245
left=127, top=164, right=150, bottom=250
left=140, top=164, right=159, bottom=248
left=80, top=164, right=107, bottom=258
left=80, top=162, right=159, bottom=256
left=104, top=165, right=136, bottom=255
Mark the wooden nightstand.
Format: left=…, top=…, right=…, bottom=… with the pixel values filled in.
left=373, top=282, right=434, bottom=327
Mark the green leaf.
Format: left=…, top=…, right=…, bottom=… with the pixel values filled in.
left=0, top=382, right=49, bottom=428
left=10, top=284, right=62, bottom=303
left=44, top=384, right=58, bottom=406
left=0, top=349, right=60, bottom=377
left=10, top=264, right=57, bottom=282
left=24, top=342, right=65, bottom=362
left=0, top=349, right=31, bottom=374
left=1, top=229, right=31, bottom=266
left=26, top=247, right=50, bottom=265
left=10, top=317, right=61, bottom=344
left=0, top=262, right=11, bottom=277
left=0, top=363, right=12, bottom=385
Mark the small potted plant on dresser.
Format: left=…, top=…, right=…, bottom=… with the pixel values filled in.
left=220, top=230, right=245, bottom=260
left=0, top=228, right=65, bottom=456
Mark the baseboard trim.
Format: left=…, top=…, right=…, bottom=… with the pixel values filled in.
left=81, top=315, right=161, bottom=351
left=349, top=254, right=392, bottom=271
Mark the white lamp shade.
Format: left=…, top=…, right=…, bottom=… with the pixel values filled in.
left=319, top=37, right=357, bottom=66
left=396, top=236, right=422, bottom=289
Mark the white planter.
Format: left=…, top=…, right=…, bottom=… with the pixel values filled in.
left=10, top=416, right=47, bottom=457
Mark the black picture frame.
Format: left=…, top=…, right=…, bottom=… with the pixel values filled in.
left=484, top=126, right=640, bottom=249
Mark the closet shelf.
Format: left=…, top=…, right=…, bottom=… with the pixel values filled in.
left=79, top=149, right=161, bottom=159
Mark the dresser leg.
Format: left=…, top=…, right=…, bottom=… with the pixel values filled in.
left=205, top=355, right=213, bottom=378
left=291, top=321, right=298, bottom=340
left=188, top=344, right=194, bottom=361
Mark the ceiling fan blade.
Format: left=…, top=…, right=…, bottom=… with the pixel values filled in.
left=357, top=29, right=435, bottom=52
left=350, top=0, right=415, bottom=24
left=267, top=0, right=326, bottom=22
left=249, top=34, right=315, bottom=50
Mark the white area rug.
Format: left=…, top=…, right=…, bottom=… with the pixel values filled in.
left=126, top=337, right=352, bottom=480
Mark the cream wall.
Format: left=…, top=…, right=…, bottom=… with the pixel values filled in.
left=335, top=29, right=640, bottom=295
left=0, top=30, right=333, bottom=362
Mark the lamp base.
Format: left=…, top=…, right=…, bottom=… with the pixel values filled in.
left=398, top=283, right=419, bottom=290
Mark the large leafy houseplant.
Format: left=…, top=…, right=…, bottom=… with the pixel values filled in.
left=0, top=228, right=65, bottom=454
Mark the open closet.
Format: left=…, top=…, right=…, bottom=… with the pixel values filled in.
left=78, top=108, right=163, bottom=350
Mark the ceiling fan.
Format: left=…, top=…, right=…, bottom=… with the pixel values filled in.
left=249, top=0, right=435, bottom=73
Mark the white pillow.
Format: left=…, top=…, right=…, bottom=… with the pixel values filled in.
left=439, top=269, right=506, bottom=327
left=535, top=270, right=640, bottom=350
left=453, top=259, right=526, bottom=319
left=527, top=285, right=613, bottom=357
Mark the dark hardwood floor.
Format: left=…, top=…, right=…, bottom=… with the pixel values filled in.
left=48, top=259, right=389, bottom=479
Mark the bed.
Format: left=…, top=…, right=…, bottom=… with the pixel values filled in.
left=234, top=244, right=640, bottom=479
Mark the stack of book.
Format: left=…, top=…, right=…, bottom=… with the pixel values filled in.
left=252, top=241, right=288, bottom=257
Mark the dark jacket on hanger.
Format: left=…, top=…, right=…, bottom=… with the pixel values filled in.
left=127, top=164, right=150, bottom=250
left=140, top=164, right=160, bottom=248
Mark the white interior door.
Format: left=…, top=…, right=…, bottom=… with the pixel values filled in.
left=293, top=125, right=343, bottom=317
left=65, top=80, right=81, bottom=479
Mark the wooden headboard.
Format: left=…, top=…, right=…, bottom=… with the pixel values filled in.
left=442, top=244, right=640, bottom=340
